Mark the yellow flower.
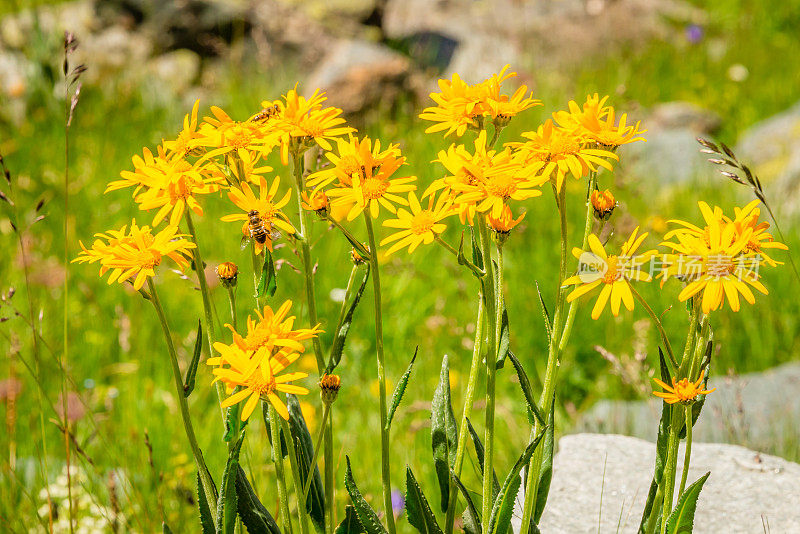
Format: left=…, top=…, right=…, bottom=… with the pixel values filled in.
left=162, top=99, right=203, bottom=158
left=307, top=135, right=401, bottom=190
left=301, top=189, right=330, bottom=216
left=223, top=300, right=322, bottom=355
left=197, top=106, right=279, bottom=163
left=590, top=189, right=616, bottom=220
left=563, top=227, right=655, bottom=319
left=730, top=200, right=788, bottom=266
left=652, top=371, right=715, bottom=405
left=486, top=205, right=525, bottom=235
left=211, top=344, right=308, bottom=421
left=554, top=94, right=646, bottom=149
left=264, top=87, right=354, bottom=164
left=320, top=135, right=417, bottom=221
left=660, top=201, right=781, bottom=313
left=221, top=176, right=295, bottom=254
left=380, top=191, right=453, bottom=255
left=73, top=221, right=195, bottom=290
left=510, top=119, right=618, bottom=191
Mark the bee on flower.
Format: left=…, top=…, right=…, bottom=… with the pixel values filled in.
left=73, top=221, right=195, bottom=290
left=221, top=176, right=295, bottom=254
left=161, top=99, right=204, bottom=158
left=196, top=106, right=280, bottom=163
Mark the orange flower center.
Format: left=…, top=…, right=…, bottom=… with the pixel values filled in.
left=671, top=379, right=701, bottom=401
left=246, top=374, right=277, bottom=396
left=485, top=174, right=517, bottom=199
left=547, top=135, right=580, bottom=159
left=136, top=249, right=162, bottom=269
left=410, top=211, right=436, bottom=235
left=361, top=177, right=389, bottom=200
left=603, top=255, right=622, bottom=283
left=227, top=125, right=253, bottom=149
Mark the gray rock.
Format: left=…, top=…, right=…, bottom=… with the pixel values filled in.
left=0, top=0, right=97, bottom=50
left=575, top=362, right=800, bottom=457
left=72, top=25, right=153, bottom=86
left=648, top=101, right=721, bottom=134
left=144, top=49, right=201, bottom=101
left=619, top=128, right=717, bottom=186
left=514, top=433, right=800, bottom=533
left=736, top=100, right=800, bottom=217
left=305, top=39, right=411, bottom=114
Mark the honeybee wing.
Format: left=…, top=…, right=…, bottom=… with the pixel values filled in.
left=240, top=235, right=252, bottom=250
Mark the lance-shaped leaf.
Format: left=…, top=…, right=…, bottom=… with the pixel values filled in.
left=405, top=467, right=444, bottom=534
left=256, top=250, right=278, bottom=298
left=495, top=303, right=510, bottom=369
left=223, top=393, right=247, bottom=442
left=387, top=347, right=418, bottom=429
left=665, top=472, right=710, bottom=534
left=196, top=471, right=216, bottom=534
left=488, top=427, right=547, bottom=534
left=288, top=394, right=326, bottom=532
left=184, top=319, right=203, bottom=397
left=235, top=465, right=281, bottom=534
left=431, top=355, right=459, bottom=513
left=533, top=396, right=555, bottom=524
left=507, top=351, right=544, bottom=426
left=466, top=418, right=499, bottom=499
left=638, top=348, right=674, bottom=533
left=344, top=456, right=388, bottom=534
left=335, top=505, right=365, bottom=534
left=327, top=264, right=370, bottom=373
left=450, top=471, right=481, bottom=534
left=216, top=430, right=245, bottom=534
left=534, top=281, right=552, bottom=343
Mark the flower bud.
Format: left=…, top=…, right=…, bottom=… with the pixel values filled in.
left=487, top=206, right=525, bottom=244
left=216, top=261, right=238, bottom=288
left=319, top=374, right=341, bottom=405
left=590, top=189, right=616, bottom=221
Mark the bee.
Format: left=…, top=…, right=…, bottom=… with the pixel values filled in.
left=247, top=210, right=268, bottom=244
left=253, top=104, right=280, bottom=123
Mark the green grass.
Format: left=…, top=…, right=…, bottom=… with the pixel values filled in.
left=1, top=0, right=800, bottom=531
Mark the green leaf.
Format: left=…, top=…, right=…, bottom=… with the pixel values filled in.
left=387, top=347, right=417, bottom=430
left=495, top=303, right=510, bottom=369
left=287, top=394, right=326, bottom=533
left=327, top=264, right=370, bottom=373
left=488, top=427, right=547, bottom=534
left=263, top=403, right=288, bottom=458
left=665, top=472, right=710, bottom=534
left=344, top=456, right=388, bottom=534
left=235, top=465, right=282, bottom=534
left=184, top=320, right=203, bottom=397
left=431, top=355, right=459, bottom=513
left=638, top=351, right=673, bottom=533
left=405, top=467, right=444, bottom=534
left=450, top=471, right=481, bottom=534
left=507, top=351, right=544, bottom=426
left=195, top=451, right=218, bottom=534
left=533, top=396, right=555, bottom=524
left=216, top=429, right=245, bottom=534
left=162, top=522, right=173, bottom=534
left=256, top=250, right=278, bottom=298
left=534, top=281, right=552, bottom=343
left=335, top=505, right=366, bottom=534
left=466, top=418, right=499, bottom=499
left=222, top=392, right=247, bottom=442
left=470, top=226, right=484, bottom=271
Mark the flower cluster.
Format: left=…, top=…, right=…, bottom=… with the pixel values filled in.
left=208, top=300, right=321, bottom=420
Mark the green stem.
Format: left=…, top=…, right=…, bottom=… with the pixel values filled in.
left=363, top=213, right=397, bottom=534
left=627, top=282, right=678, bottom=370
left=327, top=214, right=371, bottom=260
left=679, top=299, right=701, bottom=374
left=678, top=405, right=693, bottom=496
left=660, top=407, right=684, bottom=534
left=302, top=403, right=331, bottom=500
left=477, top=217, right=498, bottom=532
left=226, top=286, right=238, bottom=331
left=444, top=288, right=486, bottom=534
left=324, top=414, right=334, bottom=534
left=435, top=235, right=484, bottom=277
left=281, top=417, right=311, bottom=534
left=147, top=278, right=217, bottom=524
left=269, top=404, right=294, bottom=534
left=184, top=211, right=226, bottom=422
left=558, top=171, right=596, bottom=352
left=519, top=184, right=568, bottom=534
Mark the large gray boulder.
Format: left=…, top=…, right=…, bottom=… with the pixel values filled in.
left=515, top=433, right=800, bottom=533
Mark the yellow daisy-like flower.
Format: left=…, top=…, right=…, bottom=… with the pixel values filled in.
left=197, top=106, right=280, bottom=163
left=652, top=371, right=715, bottom=405
left=510, top=119, right=618, bottom=191
left=660, top=201, right=780, bottom=313
left=320, top=135, right=417, bottom=221
left=221, top=176, right=295, bottom=254
left=211, top=344, right=308, bottom=421
left=730, top=200, right=787, bottom=266
left=223, top=300, right=322, bottom=355
left=487, top=205, right=526, bottom=235
left=380, top=191, right=453, bottom=255
left=265, top=87, right=354, bottom=164
left=307, top=135, right=401, bottom=190
left=563, top=226, right=655, bottom=319
left=72, top=220, right=195, bottom=290
left=162, top=99, right=204, bottom=158
left=554, top=94, right=646, bottom=149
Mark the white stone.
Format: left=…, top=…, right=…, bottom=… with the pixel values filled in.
left=514, top=433, right=800, bottom=533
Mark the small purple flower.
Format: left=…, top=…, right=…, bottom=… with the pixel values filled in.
left=685, top=24, right=704, bottom=44
left=391, top=489, right=405, bottom=517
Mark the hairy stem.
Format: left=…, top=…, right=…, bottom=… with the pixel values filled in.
left=269, top=404, right=294, bottom=534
